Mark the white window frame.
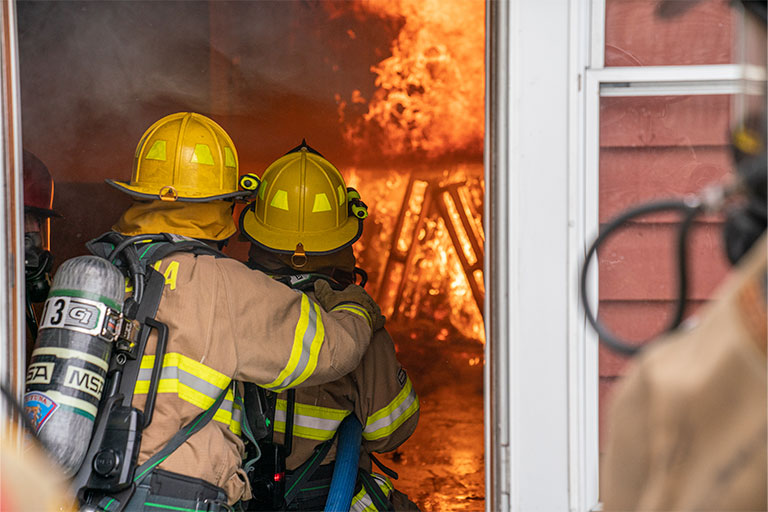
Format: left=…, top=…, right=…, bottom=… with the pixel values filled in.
left=486, top=1, right=766, bottom=511
left=0, top=0, right=27, bottom=447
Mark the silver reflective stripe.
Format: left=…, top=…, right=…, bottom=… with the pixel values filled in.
left=273, top=301, right=318, bottom=389
left=274, top=408, right=343, bottom=432
left=351, top=490, right=373, bottom=512
left=232, top=401, right=242, bottom=424
left=363, top=385, right=418, bottom=435
left=137, top=365, right=224, bottom=400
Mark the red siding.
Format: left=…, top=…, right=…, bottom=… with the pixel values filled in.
left=597, top=86, right=735, bottom=452
left=605, top=0, right=734, bottom=67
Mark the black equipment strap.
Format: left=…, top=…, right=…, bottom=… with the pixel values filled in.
left=134, top=385, right=229, bottom=485
left=284, top=389, right=296, bottom=456
left=117, top=267, right=165, bottom=408
left=241, top=383, right=271, bottom=445
left=358, top=470, right=395, bottom=512
left=284, top=436, right=336, bottom=505
left=369, top=453, right=399, bottom=480
left=94, top=386, right=229, bottom=512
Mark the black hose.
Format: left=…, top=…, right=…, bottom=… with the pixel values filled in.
left=107, top=234, right=168, bottom=305
left=580, top=199, right=703, bottom=356
left=25, top=294, right=39, bottom=340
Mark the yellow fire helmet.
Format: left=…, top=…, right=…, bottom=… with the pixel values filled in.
left=239, top=141, right=367, bottom=257
left=107, top=112, right=248, bottom=202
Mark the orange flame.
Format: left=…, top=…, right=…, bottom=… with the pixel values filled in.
left=349, top=166, right=486, bottom=343
left=334, top=0, right=485, bottom=158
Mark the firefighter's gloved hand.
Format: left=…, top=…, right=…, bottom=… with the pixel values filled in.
left=313, top=279, right=385, bottom=331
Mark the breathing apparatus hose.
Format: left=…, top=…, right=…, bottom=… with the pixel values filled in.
left=107, top=233, right=169, bottom=305
left=25, top=293, right=39, bottom=340
left=580, top=198, right=705, bottom=357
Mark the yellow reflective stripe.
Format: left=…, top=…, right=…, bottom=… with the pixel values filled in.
left=273, top=399, right=350, bottom=441
left=191, top=144, right=215, bottom=165
left=350, top=474, right=393, bottom=512
left=350, top=486, right=376, bottom=512
left=146, top=140, right=167, bottom=161
left=139, top=353, right=230, bottom=389
left=263, top=296, right=325, bottom=392
left=271, top=190, right=289, bottom=210
left=133, top=352, right=239, bottom=434
left=276, top=399, right=350, bottom=421
left=363, top=378, right=419, bottom=441
left=331, top=304, right=372, bottom=328
left=224, top=147, right=236, bottom=167
left=312, top=193, right=332, bottom=212
left=290, top=300, right=325, bottom=388
left=273, top=420, right=336, bottom=441
left=263, top=294, right=310, bottom=389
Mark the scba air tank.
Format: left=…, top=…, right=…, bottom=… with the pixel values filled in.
left=24, top=255, right=124, bottom=477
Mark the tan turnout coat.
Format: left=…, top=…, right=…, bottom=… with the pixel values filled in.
left=269, top=299, right=420, bottom=472
left=602, top=237, right=767, bottom=511
left=130, top=252, right=372, bottom=503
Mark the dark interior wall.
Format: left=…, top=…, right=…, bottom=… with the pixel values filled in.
left=17, top=0, right=402, bottom=265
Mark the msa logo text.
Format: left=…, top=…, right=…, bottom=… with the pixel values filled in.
left=64, top=366, right=104, bottom=398
left=26, top=362, right=54, bottom=385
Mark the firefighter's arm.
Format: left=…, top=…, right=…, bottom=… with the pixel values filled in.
left=354, top=328, right=420, bottom=454
left=220, top=260, right=373, bottom=389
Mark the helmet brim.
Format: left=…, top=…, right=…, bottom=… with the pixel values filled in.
left=106, top=179, right=250, bottom=202
left=239, top=202, right=363, bottom=255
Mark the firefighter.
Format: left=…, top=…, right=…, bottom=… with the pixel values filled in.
left=23, top=150, right=60, bottom=344
left=238, top=142, right=420, bottom=511
left=601, top=2, right=767, bottom=509
left=71, top=113, right=382, bottom=511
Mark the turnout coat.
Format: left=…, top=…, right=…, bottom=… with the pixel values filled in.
left=602, top=236, right=767, bottom=511
left=130, top=252, right=373, bottom=504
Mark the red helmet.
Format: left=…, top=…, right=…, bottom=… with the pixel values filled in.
left=23, top=150, right=60, bottom=218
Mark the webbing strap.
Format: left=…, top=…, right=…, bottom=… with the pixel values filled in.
left=370, top=453, right=398, bottom=481
left=358, top=470, right=394, bottom=512
left=134, top=385, right=229, bottom=486
left=141, top=238, right=225, bottom=265
left=284, top=437, right=335, bottom=505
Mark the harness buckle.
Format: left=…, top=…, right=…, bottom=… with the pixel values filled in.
left=196, top=498, right=233, bottom=512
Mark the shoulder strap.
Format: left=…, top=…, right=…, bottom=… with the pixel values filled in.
left=139, top=235, right=226, bottom=265
left=92, top=386, right=229, bottom=512
left=133, top=385, right=229, bottom=485
left=283, top=435, right=336, bottom=505
left=358, top=470, right=395, bottom=512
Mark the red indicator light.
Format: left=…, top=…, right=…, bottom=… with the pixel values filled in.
left=274, top=472, right=284, bottom=482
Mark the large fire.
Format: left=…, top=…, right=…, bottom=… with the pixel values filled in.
left=328, top=0, right=486, bottom=343
left=324, top=1, right=485, bottom=346
left=330, top=0, right=485, bottom=158
left=348, top=167, right=485, bottom=342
